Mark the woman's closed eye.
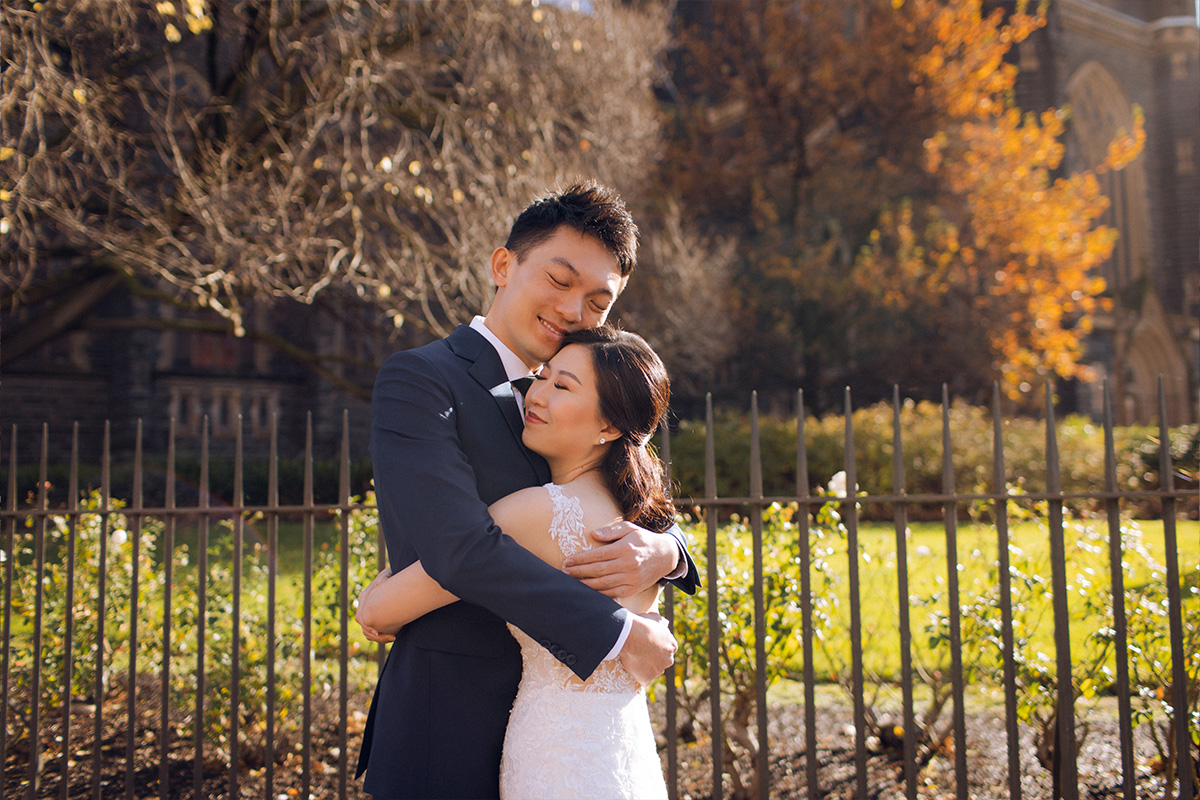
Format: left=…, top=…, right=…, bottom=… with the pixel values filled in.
left=534, top=374, right=569, bottom=391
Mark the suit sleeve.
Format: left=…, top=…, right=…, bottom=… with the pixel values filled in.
left=663, top=522, right=701, bottom=595
left=370, top=349, right=627, bottom=679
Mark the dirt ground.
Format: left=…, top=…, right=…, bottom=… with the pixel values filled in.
left=3, top=680, right=1190, bottom=799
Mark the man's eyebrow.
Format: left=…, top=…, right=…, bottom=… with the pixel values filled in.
left=550, top=258, right=616, bottom=299
left=551, top=257, right=579, bottom=275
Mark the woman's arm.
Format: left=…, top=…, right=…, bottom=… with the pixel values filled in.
left=355, top=560, right=458, bottom=636
left=355, top=487, right=557, bottom=639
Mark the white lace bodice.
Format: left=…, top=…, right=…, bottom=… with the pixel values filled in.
left=510, top=482, right=640, bottom=694
left=499, top=482, right=667, bottom=800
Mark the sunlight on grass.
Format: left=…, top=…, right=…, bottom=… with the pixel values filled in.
left=783, top=518, right=1198, bottom=682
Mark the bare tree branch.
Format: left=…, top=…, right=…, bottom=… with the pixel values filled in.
left=1, top=0, right=669, bottom=338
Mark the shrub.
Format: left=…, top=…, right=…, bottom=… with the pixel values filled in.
left=159, top=496, right=382, bottom=762
left=1121, top=524, right=1200, bottom=797
left=2, top=490, right=383, bottom=768
left=4, top=493, right=164, bottom=751
left=672, top=493, right=848, bottom=799
left=666, top=402, right=1197, bottom=520
left=934, top=500, right=1200, bottom=794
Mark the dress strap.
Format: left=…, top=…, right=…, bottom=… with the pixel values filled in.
left=544, top=483, right=589, bottom=558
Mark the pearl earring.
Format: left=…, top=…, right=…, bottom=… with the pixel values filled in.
left=599, top=438, right=606, bottom=444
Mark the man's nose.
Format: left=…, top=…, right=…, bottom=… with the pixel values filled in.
left=556, top=293, right=584, bottom=324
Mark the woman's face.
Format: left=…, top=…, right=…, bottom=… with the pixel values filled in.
left=521, top=344, right=616, bottom=460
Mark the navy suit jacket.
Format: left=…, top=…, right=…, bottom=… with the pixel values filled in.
left=357, top=325, right=697, bottom=799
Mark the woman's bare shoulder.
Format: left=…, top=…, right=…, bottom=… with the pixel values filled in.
left=555, top=477, right=624, bottom=534
left=488, top=485, right=555, bottom=553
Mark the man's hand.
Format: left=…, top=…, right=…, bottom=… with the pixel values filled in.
left=562, top=520, right=680, bottom=598
left=356, top=566, right=396, bottom=644
left=618, top=611, right=677, bottom=686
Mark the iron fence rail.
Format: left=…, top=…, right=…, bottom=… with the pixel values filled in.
left=1, top=380, right=1196, bottom=800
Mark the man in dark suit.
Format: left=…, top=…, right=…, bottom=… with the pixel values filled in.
left=356, top=182, right=698, bottom=799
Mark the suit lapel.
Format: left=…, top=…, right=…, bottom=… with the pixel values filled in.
left=447, top=326, right=550, bottom=482
left=488, top=378, right=528, bottom=443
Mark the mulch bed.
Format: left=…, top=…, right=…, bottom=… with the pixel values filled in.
left=3, top=679, right=1185, bottom=799
left=654, top=700, right=1179, bottom=800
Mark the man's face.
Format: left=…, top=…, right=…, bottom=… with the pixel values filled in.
left=486, top=226, right=626, bottom=367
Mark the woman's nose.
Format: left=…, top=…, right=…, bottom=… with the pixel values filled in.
left=524, top=381, right=545, bottom=407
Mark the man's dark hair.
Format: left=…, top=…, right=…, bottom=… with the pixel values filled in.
left=504, top=180, right=639, bottom=276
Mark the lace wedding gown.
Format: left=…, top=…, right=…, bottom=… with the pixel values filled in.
left=499, top=483, right=669, bottom=800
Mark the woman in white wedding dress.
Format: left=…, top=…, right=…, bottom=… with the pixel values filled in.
left=355, top=325, right=674, bottom=800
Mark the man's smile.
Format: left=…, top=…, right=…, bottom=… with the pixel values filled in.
left=538, top=317, right=568, bottom=339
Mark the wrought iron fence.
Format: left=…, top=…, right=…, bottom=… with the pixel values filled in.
left=1, top=380, right=1196, bottom=800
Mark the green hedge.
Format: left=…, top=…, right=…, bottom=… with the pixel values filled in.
left=5, top=402, right=1196, bottom=518
left=664, top=401, right=1198, bottom=518
left=1, top=455, right=375, bottom=510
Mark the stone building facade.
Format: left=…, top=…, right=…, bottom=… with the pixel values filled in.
left=1009, top=0, right=1199, bottom=424
left=1, top=278, right=381, bottom=468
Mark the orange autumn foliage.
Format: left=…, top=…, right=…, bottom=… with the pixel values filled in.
left=659, top=0, right=1144, bottom=406
left=661, top=0, right=943, bottom=397
left=858, top=0, right=1145, bottom=401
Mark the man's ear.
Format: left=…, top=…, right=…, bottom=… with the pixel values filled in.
left=491, top=247, right=514, bottom=288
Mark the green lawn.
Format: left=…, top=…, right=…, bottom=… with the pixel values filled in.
left=163, top=516, right=355, bottom=575
left=8, top=508, right=1194, bottom=690
left=752, top=518, right=1199, bottom=683
left=175, top=514, right=1197, bottom=686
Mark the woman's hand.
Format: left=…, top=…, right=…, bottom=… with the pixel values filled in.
left=356, top=566, right=396, bottom=644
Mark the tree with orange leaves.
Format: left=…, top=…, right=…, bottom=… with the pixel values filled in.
left=663, top=0, right=940, bottom=408
left=857, top=0, right=1144, bottom=402
left=661, top=0, right=1143, bottom=408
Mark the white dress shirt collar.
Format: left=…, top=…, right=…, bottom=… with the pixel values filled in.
left=470, top=316, right=538, bottom=382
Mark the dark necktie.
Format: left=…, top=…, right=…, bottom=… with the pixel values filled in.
left=511, top=376, right=534, bottom=397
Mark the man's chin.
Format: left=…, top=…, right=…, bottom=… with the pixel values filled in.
left=535, top=326, right=568, bottom=350
left=532, top=339, right=564, bottom=361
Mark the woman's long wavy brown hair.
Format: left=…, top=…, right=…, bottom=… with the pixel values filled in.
left=559, top=326, right=675, bottom=533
